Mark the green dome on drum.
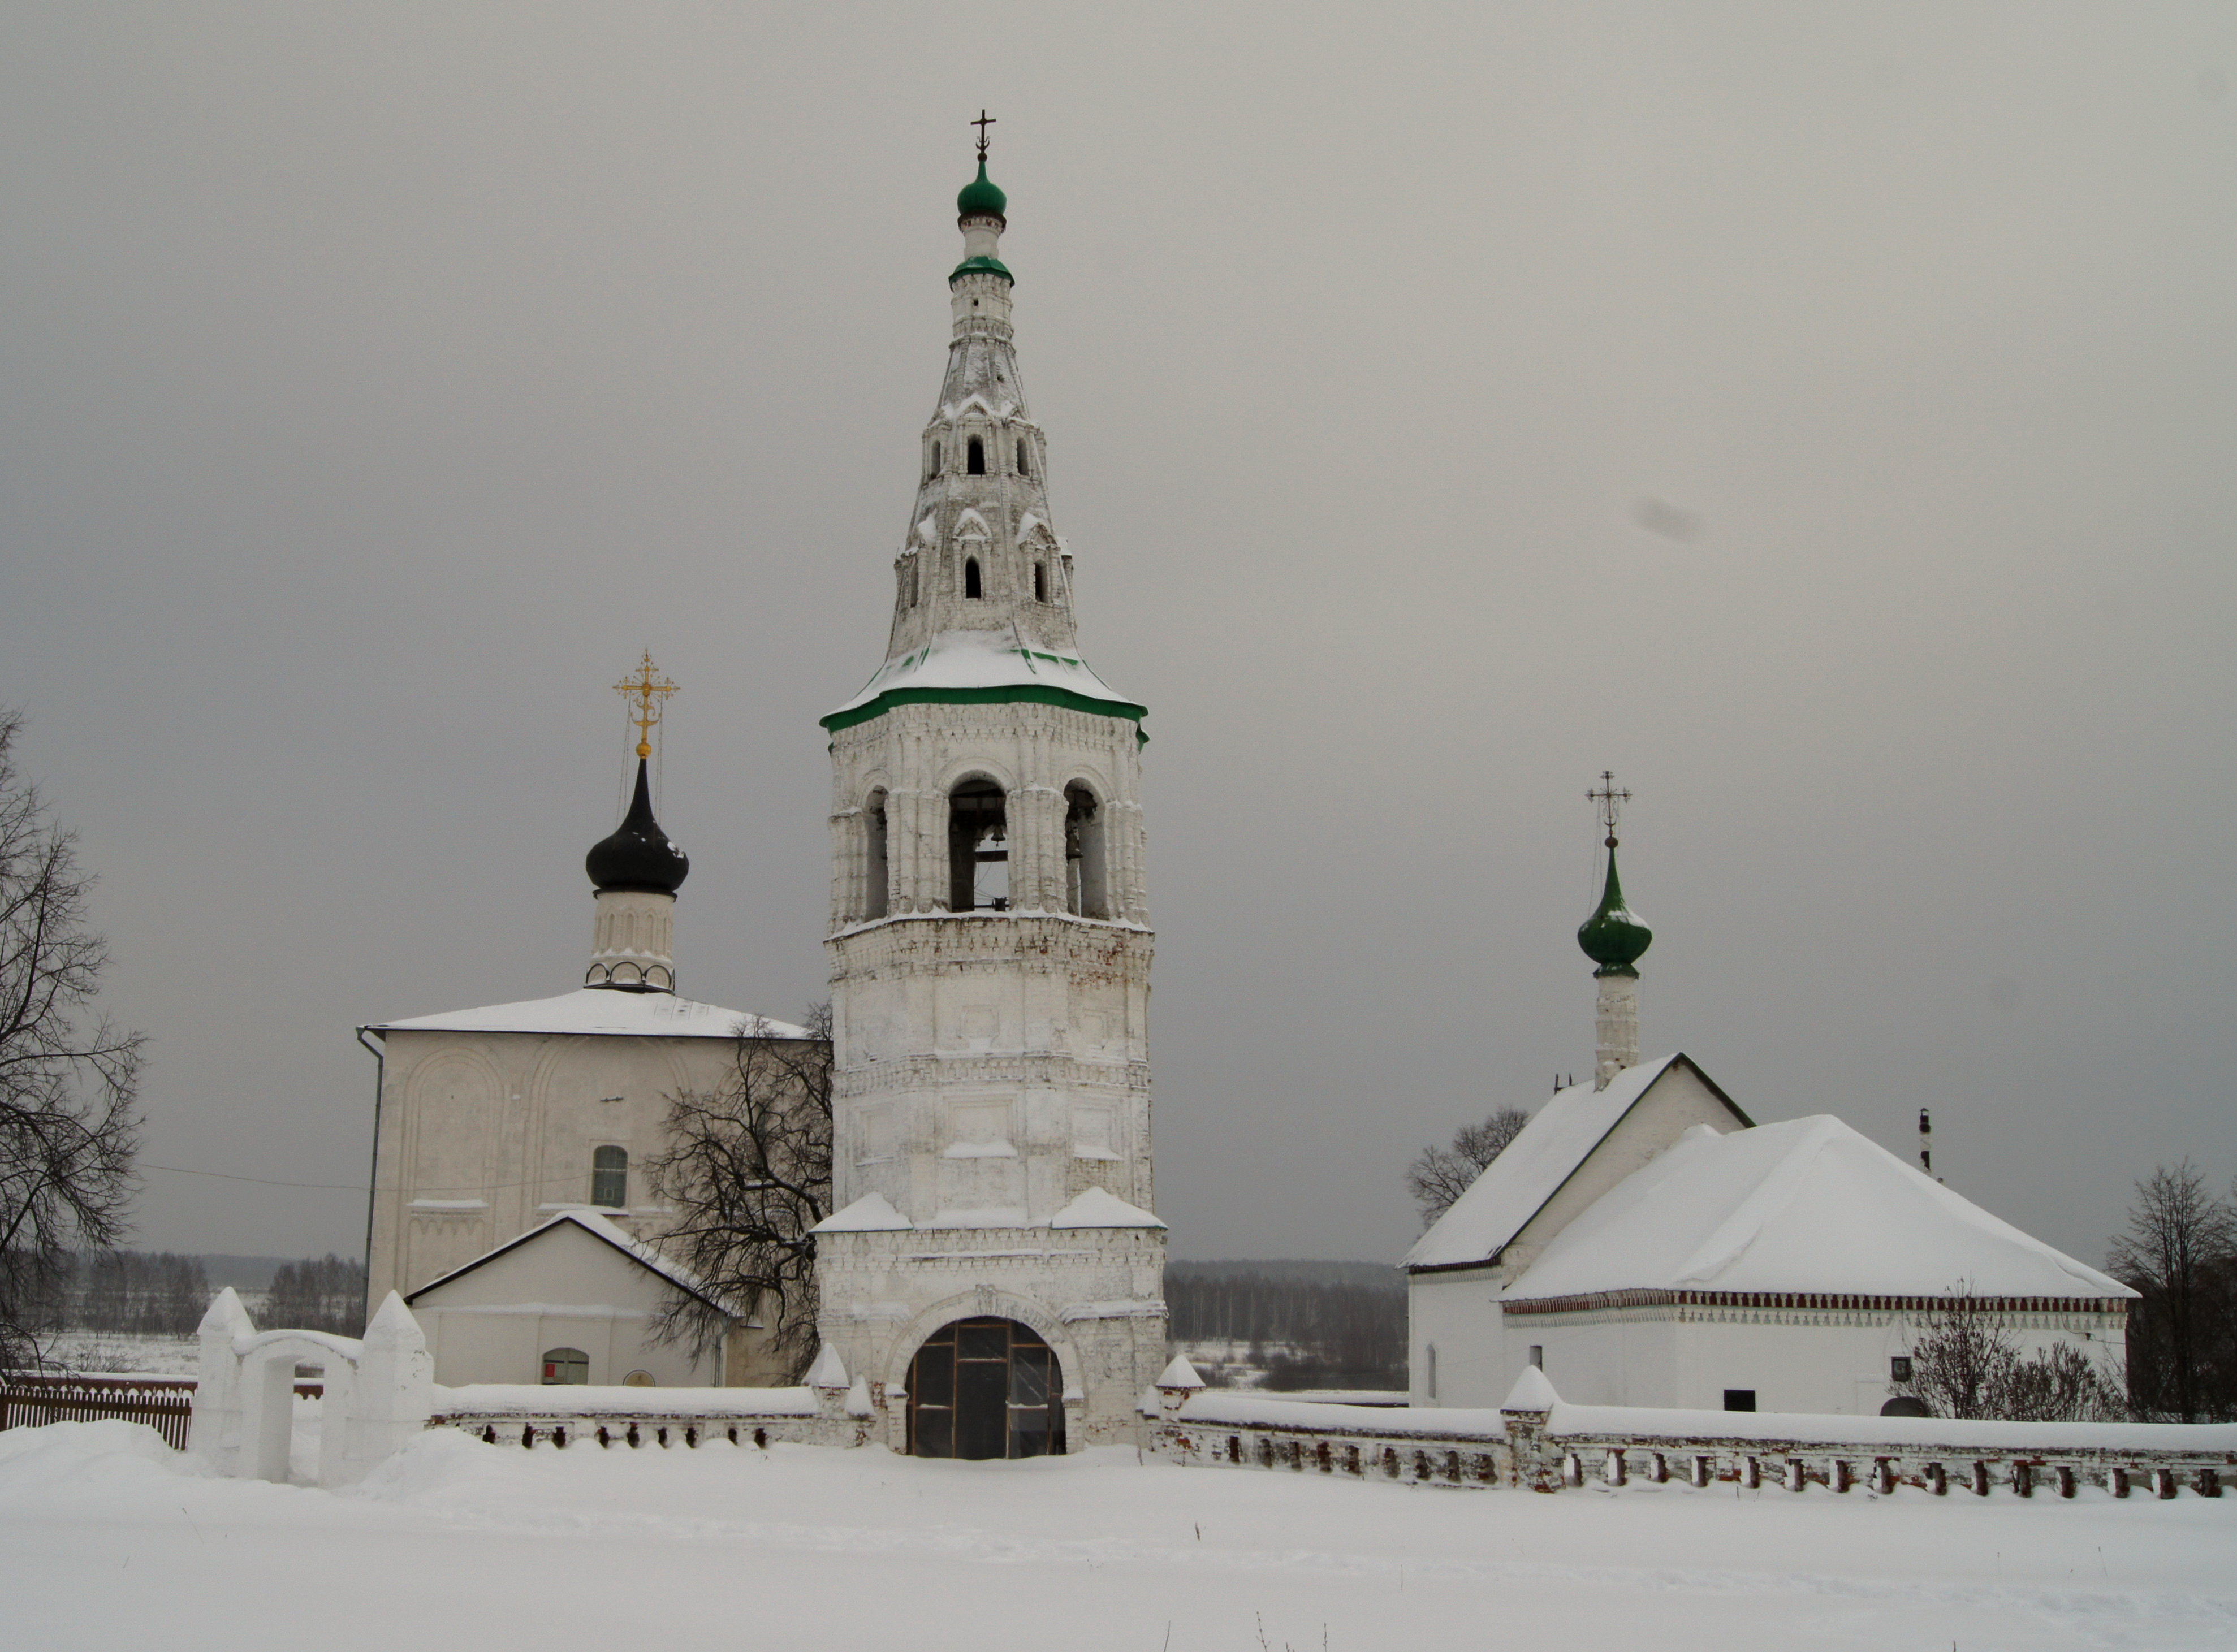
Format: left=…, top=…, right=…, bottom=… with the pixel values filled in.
left=1577, top=842, right=1652, bottom=978
left=957, top=159, right=1007, bottom=220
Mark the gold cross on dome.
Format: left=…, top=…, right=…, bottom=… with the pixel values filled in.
left=971, top=109, right=996, bottom=160
left=614, top=651, right=679, bottom=759
left=1587, top=769, right=1631, bottom=843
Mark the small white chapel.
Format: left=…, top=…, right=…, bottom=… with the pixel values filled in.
left=1405, top=798, right=2134, bottom=1416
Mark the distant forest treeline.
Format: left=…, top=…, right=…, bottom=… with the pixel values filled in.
left=1164, top=1261, right=1406, bottom=1390
left=30, top=1251, right=368, bottom=1338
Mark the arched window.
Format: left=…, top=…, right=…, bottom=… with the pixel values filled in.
left=1033, top=561, right=1047, bottom=603
left=1064, top=782, right=1109, bottom=918
left=864, top=789, right=889, bottom=920
left=966, top=436, right=986, bottom=474
left=591, top=1145, right=628, bottom=1209
left=1426, top=1343, right=1438, bottom=1400
left=931, top=441, right=942, bottom=474
left=964, top=557, right=982, bottom=599
left=906, top=1318, right=1064, bottom=1459
left=1016, top=438, right=1029, bottom=475
left=903, top=560, right=918, bottom=608
left=541, top=1348, right=589, bottom=1385
left=948, top=777, right=1008, bottom=912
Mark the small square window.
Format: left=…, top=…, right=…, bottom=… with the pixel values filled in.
left=1724, top=1389, right=1757, bottom=1412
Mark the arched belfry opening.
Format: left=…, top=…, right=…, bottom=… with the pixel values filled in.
left=964, top=557, right=982, bottom=599
left=1033, top=561, right=1047, bottom=602
left=1016, top=438, right=1029, bottom=475
left=948, top=777, right=1008, bottom=912
left=1064, top=782, right=1109, bottom=918
left=906, top=1318, right=1064, bottom=1459
left=966, top=436, right=986, bottom=475
left=863, top=788, right=889, bottom=920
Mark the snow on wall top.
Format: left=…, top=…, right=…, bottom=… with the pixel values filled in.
left=1505, top=1114, right=2135, bottom=1304
left=825, top=629, right=1145, bottom=723
left=371, top=988, right=809, bottom=1041
left=1049, top=1187, right=1165, bottom=1229
left=1403, top=1057, right=1682, bottom=1271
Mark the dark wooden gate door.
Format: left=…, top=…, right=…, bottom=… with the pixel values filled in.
left=906, top=1317, right=1065, bottom=1459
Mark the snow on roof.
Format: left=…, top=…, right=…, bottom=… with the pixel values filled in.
left=1505, top=1115, right=2135, bottom=1304
left=803, top=1344, right=849, bottom=1387
left=1403, top=1057, right=1686, bottom=1271
left=810, top=1192, right=914, bottom=1234
left=824, top=629, right=1145, bottom=723
left=1048, top=1187, right=1165, bottom=1229
left=405, top=1209, right=746, bottom=1317
left=370, top=988, right=809, bottom=1041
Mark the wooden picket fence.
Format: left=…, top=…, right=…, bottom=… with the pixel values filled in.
left=0, top=1372, right=322, bottom=1452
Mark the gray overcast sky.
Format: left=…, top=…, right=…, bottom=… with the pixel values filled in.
left=3, top=3, right=2231, bottom=1270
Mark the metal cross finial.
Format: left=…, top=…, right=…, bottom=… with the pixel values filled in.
left=1587, top=769, right=1631, bottom=847
left=971, top=109, right=995, bottom=161
left=614, top=650, right=679, bottom=760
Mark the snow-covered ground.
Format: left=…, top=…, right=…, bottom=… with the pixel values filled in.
left=2, top=1419, right=2231, bottom=1651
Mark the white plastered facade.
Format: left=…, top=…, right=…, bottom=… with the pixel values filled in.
left=404, top=1212, right=731, bottom=1388
left=1409, top=1057, right=1746, bottom=1409
left=812, top=197, right=1167, bottom=1449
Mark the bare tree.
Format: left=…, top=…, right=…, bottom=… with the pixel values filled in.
left=645, top=1004, right=832, bottom=1379
left=1405, top=1106, right=1531, bottom=1227
left=1892, top=1283, right=2126, bottom=1421
left=0, top=711, right=145, bottom=1370
left=2107, top=1159, right=2237, bottom=1422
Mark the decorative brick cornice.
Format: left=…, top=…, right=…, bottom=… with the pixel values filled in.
left=1502, top=1288, right=2131, bottom=1318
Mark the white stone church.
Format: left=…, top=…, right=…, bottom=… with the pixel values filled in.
left=1404, top=830, right=2134, bottom=1416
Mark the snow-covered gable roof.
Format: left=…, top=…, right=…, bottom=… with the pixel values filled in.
left=1404, top=1056, right=1747, bottom=1272
left=1505, top=1115, right=2135, bottom=1304
left=369, top=988, right=810, bottom=1041
left=404, top=1209, right=747, bottom=1316
left=822, top=628, right=1146, bottom=730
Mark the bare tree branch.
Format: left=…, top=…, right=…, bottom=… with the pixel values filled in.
left=1405, top=1106, right=1530, bottom=1228
left=0, top=710, right=145, bottom=1369
left=644, top=1002, right=831, bottom=1379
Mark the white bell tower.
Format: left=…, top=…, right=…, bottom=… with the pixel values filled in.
left=810, top=127, right=1167, bottom=1455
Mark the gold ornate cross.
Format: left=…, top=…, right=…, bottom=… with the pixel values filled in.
left=1587, top=769, right=1631, bottom=844
left=614, top=651, right=679, bottom=760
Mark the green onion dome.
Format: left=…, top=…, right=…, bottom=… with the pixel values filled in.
left=1577, top=840, right=1651, bottom=978
left=957, top=159, right=1007, bottom=220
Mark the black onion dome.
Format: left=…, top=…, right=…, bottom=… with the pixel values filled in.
left=586, top=759, right=689, bottom=894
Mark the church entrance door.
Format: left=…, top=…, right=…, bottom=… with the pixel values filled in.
left=906, top=1317, right=1065, bottom=1459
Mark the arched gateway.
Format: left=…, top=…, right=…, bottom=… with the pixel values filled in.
left=906, top=1318, right=1064, bottom=1459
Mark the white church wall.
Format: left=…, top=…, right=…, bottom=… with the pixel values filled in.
left=1505, top=1307, right=2126, bottom=1416
left=368, top=1026, right=740, bottom=1303
left=1407, top=1270, right=1506, bottom=1408
left=407, top=1218, right=722, bottom=1388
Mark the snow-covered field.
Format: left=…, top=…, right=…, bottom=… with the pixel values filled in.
left=2, top=1419, right=2230, bottom=1651
left=36, top=1331, right=202, bottom=1376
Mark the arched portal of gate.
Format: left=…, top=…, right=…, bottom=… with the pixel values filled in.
left=906, top=1317, right=1065, bottom=1460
